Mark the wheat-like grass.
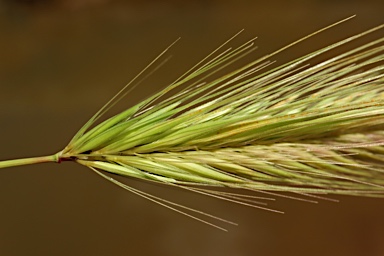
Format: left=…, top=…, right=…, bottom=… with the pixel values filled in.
left=1, top=17, right=384, bottom=230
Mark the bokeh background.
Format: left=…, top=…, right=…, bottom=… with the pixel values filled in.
left=1, top=0, right=384, bottom=255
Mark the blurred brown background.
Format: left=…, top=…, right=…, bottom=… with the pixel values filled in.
left=1, top=0, right=384, bottom=255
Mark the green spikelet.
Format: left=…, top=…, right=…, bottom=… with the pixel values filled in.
left=1, top=18, right=384, bottom=229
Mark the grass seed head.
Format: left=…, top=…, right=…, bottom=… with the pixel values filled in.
left=1, top=18, right=384, bottom=228
left=56, top=19, right=384, bottom=198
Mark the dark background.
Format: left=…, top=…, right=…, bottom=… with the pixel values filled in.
left=0, top=0, right=384, bottom=255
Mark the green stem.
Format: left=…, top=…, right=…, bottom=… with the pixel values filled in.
left=0, top=154, right=59, bottom=169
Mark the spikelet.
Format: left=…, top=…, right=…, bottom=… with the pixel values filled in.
left=64, top=17, right=384, bottom=195
left=1, top=17, right=384, bottom=229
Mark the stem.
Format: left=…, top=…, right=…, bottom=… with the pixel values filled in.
left=0, top=154, right=59, bottom=169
